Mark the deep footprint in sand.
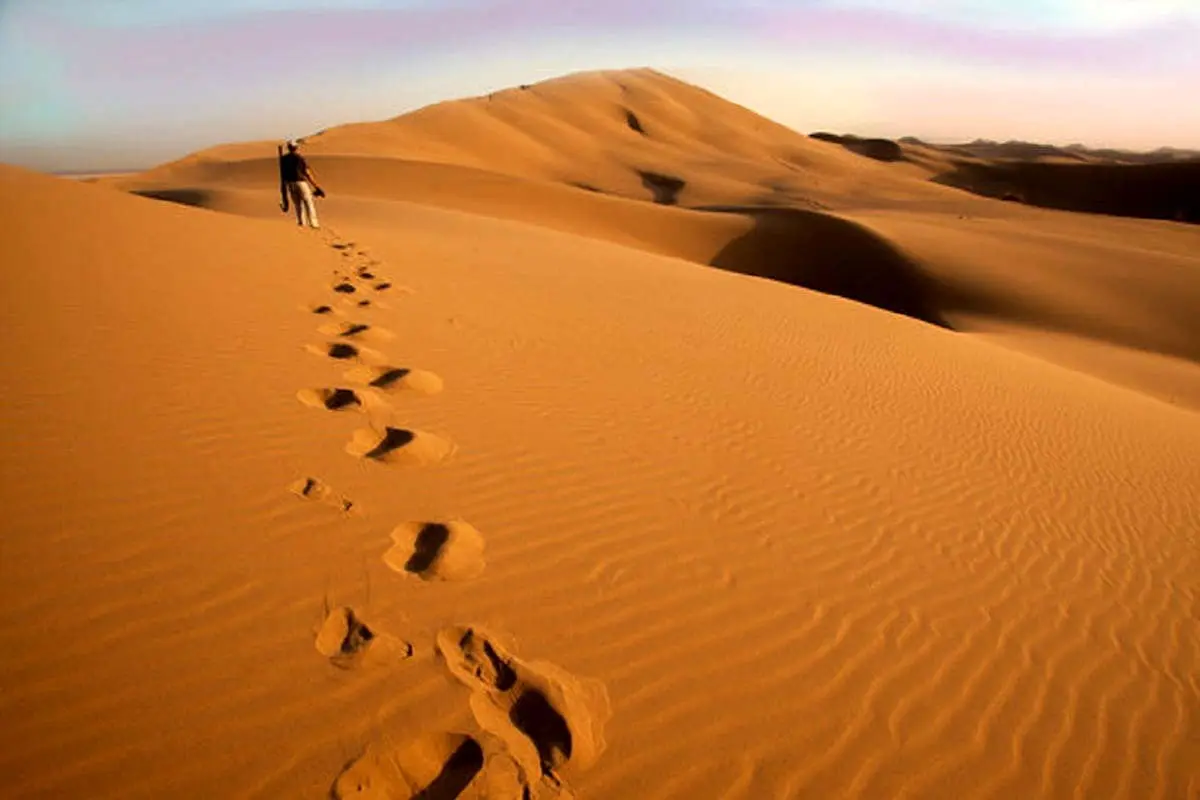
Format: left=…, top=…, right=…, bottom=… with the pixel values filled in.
left=318, top=342, right=358, bottom=360
left=345, top=426, right=455, bottom=465
left=316, top=606, right=412, bottom=669
left=437, top=628, right=519, bottom=695
left=435, top=627, right=610, bottom=785
left=296, top=387, right=389, bottom=414
left=331, top=732, right=513, bottom=799
left=344, top=365, right=444, bottom=396
left=297, top=387, right=361, bottom=410
left=385, top=521, right=485, bottom=582
left=333, top=282, right=357, bottom=294
left=318, top=320, right=395, bottom=344
left=289, top=476, right=354, bottom=512
left=306, top=342, right=386, bottom=364
left=315, top=606, right=375, bottom=668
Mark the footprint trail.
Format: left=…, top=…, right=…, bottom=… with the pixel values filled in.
left=290, top=230, right=609, bottom=795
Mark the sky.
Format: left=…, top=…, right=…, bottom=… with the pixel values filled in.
left=1, top=0, right=1198, bottom=172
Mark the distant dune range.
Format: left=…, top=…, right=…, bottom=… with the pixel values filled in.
left=812, top=133, right=1200, bottom=223
left=2, top=68, right=1198, bottom=799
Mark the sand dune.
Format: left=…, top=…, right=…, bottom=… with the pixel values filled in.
left=113, top=80, right=1200, bottom=408
left=919, top=138, right=1200, bottom=166
left=114, top=68, right=956, bottom=211
left=3, top=68, right=1200, bottom=799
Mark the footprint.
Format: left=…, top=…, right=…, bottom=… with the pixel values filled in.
left=297, top=387, right=361, bottom=410
left=438, top=627, right=518, bottom=693
left=331, top=242, right=354, bottom=251
left=334, top=282, right=357, bottom=294
left=435, top=627, right=610, bottom=783
left=331, top=733, right=493, bottom=799
left=311, top=304, right=334, bottom=315
left=357, top=270, right=376, bottom=280
left=356, top=299, right=372, bottom=308
left=306, top=342, right=386, bottom=364
left=289, top=476, right=354, bottom=512
left=510, top=690, right=574, bottom=778
left=325, top=343, right=359, bottom=360
left=385, top=521, right=486, bottom=582
left=318, top=321, right=395, bottom=344
left=316, top=607, right=374, bottom=665
left=296, top=387, right=390, bottom=414
left=344, top=366, right=444, bottom=396
left=316, top=606, right=412, bottom=670
left=331, top=321, right=367, bottom=338
left=345, top=427, right=455, bottom=465
left=374, top=282, right=392, bottom=292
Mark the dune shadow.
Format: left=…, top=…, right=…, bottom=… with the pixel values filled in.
left=706, top=207, right=951, bottom=327
left=932, top=160, right=1200, bottom=223
left=131, top=187, right=214, bottom=209
left=638, top=170, right=685, bottom=205
left=810, top=133, right=907, bottom=163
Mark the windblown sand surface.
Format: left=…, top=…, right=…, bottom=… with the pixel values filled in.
left=3, top=69, right=1199, bottom=799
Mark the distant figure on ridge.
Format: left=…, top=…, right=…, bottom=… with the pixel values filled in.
left=278, top=140, right=324, bottom=229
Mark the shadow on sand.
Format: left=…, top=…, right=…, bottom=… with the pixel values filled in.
left=131, top=187, right=214, bottom=209
left=809, top=132, right=907, bottom=163
left=707, top=207, right=951, bottom=328
left=932, top=161, right=1200, bottom=224
left=638, top=171, right=686, bottom=206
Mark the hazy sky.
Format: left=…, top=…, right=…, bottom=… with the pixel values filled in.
left=2, top=0, right=1198, bottom=172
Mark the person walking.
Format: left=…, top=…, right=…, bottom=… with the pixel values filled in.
left=278, top=140, right=324, bottom=229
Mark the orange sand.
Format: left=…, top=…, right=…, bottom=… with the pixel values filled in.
left=2, top=69, right=1198, bottom=799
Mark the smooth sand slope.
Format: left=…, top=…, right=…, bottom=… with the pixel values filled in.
left=3, top=69, right=1199, bottom=799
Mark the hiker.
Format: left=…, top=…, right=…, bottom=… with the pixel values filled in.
left=278, top=140, right=324, bottom=229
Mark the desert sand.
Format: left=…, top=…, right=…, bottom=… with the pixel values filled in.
left=1, top=68, right=1198, bottom=799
